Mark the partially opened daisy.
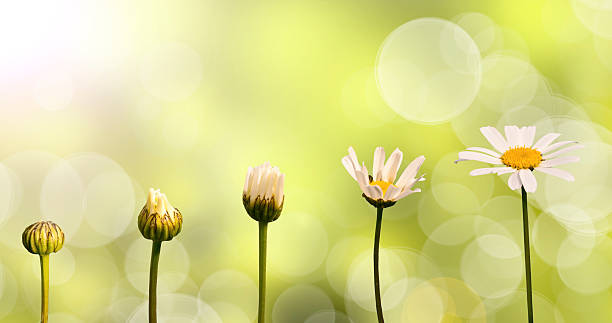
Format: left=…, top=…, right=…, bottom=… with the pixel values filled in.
left=342, top=146, right=425, bottom=323
left=456, top=126, right=582, bottom=192
left=455, top=125, right=582, bottom=323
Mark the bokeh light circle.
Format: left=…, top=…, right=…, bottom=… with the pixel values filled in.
left=125, top=238, right=190, bottom=295
left=376, top=18, right=481, bottom=124
left=129, top=293, right=221, bottom=322
left=269, top=211, right=328, bottom=277
left=272, top=285, right=334, bottom=322
left=198, top=269, right=258, bottom=321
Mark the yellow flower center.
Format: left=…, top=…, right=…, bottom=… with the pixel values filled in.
left=501, top=146, right=542, bottom=170
left=370, top=180, right=396, bottom=195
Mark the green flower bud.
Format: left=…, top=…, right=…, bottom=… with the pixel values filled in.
left=22, top=221, right=65, bottom=255
left=138, top=188, right=182, bottom=241
left=243, top=162, right=285, bottom=223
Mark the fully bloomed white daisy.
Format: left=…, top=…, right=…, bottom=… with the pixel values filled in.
left=456, top=126, right=582, bottom=192
left=342, top=146, right=425, bottom=207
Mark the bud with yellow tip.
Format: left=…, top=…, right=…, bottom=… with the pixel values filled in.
left=138, top=188, right=183, bottom=241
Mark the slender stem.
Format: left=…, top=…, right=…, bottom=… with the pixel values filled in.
left=521, top=187, right=534, bottom=323
left=149, top=240, right=162, bottom=323
left=258, top=221, right=268, bottom=323
left=39, top=255, right=49, bottom=323
left=373, top=207, right=385, bottom=323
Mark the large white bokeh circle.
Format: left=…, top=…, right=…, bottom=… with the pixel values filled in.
left=376, top=18, right=481, bottom=124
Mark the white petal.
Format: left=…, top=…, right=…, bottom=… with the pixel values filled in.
left=362, top=185, right=383, bottom=199
left=543, top=144, right=584, bottom=159
left=382, top=148, right=403, bottom=183
left=342, top=156, right=357, bottom=180
left=275, top=174, right=285, bottom=206
left=395, top=188, right=420, bottom=201
left=401, top=174, right=426, bottom=191
left=396, top=156, right=426, bottom=187
left=508, top=171, right=522, bottom=190
left=354, top=169, right=370, bottom=188
left=348, top=147, right=359, bottom=169
left=532, top=133, right=561, bottom=151
left=384, top=185, right=401, bottom=200
left=540, top=156, right=580, bottom=167
left=457, top=151, right=503, bottom=164
left=505, top=125, right=521, bottom=147
left=519, top=169, right=537, bottom=192
left=469, top=167, right=515, bottom=176
left=536, top=167, right=574, bottom=181
left=243, top=167, right=253, bottom=194
left=521, top=126, right=536, bottom=147
left=540, top=141, right=577, bottom=154
left=466, top=147, right=501, bottom=157
left=373, top=147, right=385, bottom=181
left=480, top=126, right=509, bottom=153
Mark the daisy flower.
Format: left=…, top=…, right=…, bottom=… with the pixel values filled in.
left=341, top=146, right=425, bottom=323
left=342, top=146, right=425, bottom=208
left=455, top=126, right=582, bottom=193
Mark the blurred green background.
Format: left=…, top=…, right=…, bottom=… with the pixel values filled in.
left=0, top=0, right=611, bottom=322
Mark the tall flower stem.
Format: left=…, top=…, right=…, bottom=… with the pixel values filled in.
left=258, top=221, right=268, bottom=323
left=373, top=207, right=385, bottom=323
left=521, top=187, right=534, bottom=323
left=39, top=254, right=49, bottom=323
left=149, top=240, right=162, bottom=323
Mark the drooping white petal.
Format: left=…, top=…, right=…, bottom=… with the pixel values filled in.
left=542, top=144, right=584, bottom=159
left=480, top=126, right=509, bottom=153
left=508, top=171, right=522, bottom=190
left=466, top=147, right=501, bottom=157
left=504, top=125, right=521, bottom=147
left=532, top=133, right=561, bottom=151
left=521, top=126, right=536, bottom=147
left=519, top=169, right=537, bottom=192
left=457, top=151, right=503, bottom=164
left=540, top=156, right=580, bottom=167
left=354, top=169, right=370, bottom=188
left=362, top=185, right=383, bottom=199
left=394, top=188, right=420, bottom=201
left=342, top=156, right=357, bottom=180
left=535, top=167, right=574, bottom=181
left=348, top=147, right=360, bottom=169
left=395, top=156, right=425, bottom=187
left=469, top=167, right=515, bottom=176
left=382, top=148, right=403, bottom=183
left=373, top=147, right=385, bottom=181
left=384, top=185, right=401, bottom=200
left=540, top=141, right=577, bottom=154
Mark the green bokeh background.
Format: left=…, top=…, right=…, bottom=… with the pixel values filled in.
left=0, top=0, right=611, bottom=322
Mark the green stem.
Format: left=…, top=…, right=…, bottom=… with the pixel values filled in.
left=258, top=221, right=268, bottom=323
left=149, top=240, right=162, bottom=323
left=40, top=255, right=49, bottom=323
left=521, top=187, right=534, bottom=323
left=373, top=207, right=385, bottom=323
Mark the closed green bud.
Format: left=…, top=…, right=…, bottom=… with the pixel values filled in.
left=138, top=188, right=183, bottom=241
left=22, top=221, right=64, bottom=255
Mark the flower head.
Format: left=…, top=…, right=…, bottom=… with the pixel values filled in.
left=138, top=188, right=183, bottom=241
left=243, top=162, right=285, bottom=223
left=342, top=147, right=425, bottom=208
left=22, top=221, right=64, bottom=255
left=456, top=126, right=583, bottom=192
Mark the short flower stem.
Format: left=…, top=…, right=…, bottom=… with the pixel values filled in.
left=258, top=221, right=268, bottom=323
left=373, top=207, right=385, bottom=323
left=521, top=187, right=534, bottom=323
left=149, top=240, right=162, bottom=323
left=39, top=254, right=49, bottom=323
